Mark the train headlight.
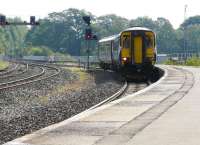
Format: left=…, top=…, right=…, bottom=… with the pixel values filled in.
left=122, top=57, right=128, bottom=61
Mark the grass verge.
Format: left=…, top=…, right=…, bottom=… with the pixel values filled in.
left=0, top=61, right=9, bottom=70
left=164, top=57, right=200, bottom=66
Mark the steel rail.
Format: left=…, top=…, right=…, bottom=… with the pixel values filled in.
left=0, top=64, right=19, bottom=76
left=0, top=64, right=29, bottom=79
left=0, top=66, right=45, bottom=89
left=89, top=80, right=128, bottom=110
left=0, top=63, right=61, bottom=91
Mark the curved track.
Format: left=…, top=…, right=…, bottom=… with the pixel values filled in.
left=0, top=64, right=19, bottom=76
left=89, top=67, right=163, bottom=109
left=0, top=63, right=61, bottom=91
left=0, top=64, right=28, bottom=79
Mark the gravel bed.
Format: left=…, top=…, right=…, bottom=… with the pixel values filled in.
left=0, top=68, right=123, bottom=144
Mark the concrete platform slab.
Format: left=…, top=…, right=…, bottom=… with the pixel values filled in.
left=27, top=134, right=101, bottom=145
left=80, top=105, right=153, bottom=122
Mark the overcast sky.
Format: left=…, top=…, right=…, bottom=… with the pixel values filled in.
left=0, top=0, right=199, bottom=28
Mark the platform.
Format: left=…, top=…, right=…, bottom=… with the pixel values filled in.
left=5, top=65, right=197, bottom=145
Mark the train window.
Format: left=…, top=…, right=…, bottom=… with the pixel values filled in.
left=123, top=35, right=130, bottom=48
left=145, top=32, right=155, bottom=48
left=145, top=36, right=154, bottom=48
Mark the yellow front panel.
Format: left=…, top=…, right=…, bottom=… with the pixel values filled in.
left=121, top=48, right=130, bottom=58
left=145, top=32, right=155, bottom=58
left=134, top=36, right=142, bottom=63
left=121, top=32, right=131, bottom=64
left=146, top=48, right=154, bottom=57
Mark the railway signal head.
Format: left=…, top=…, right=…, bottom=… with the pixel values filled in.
left=30, top=16, right=35, bottom=25
left=93, top=35, right=98, bottom=40
left=0, top=15, right=39, bottom=26
left=85, top=28, right=92, bottom=40
left=30, top=16, right=39, bottom=25
left=82, top=16, right=91, bottom=25
left=0, top=15, right=6, bottom=25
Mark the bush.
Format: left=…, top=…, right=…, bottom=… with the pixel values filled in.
left=26, top=46, right=54, bottom=56
left=164, top=59, right=181, bottom=65
left=0, top=61, right=9, bottom=70
left=164, top=57, right=200, bottom=66
left=185, top=57, right=200, bottom=66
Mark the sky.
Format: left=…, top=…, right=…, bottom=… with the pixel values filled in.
left=0, top=0, right=200, bottom=29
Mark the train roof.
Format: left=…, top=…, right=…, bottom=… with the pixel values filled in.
left=98, top=27, right=155, bottom=43
left=98, top=34, right=120, bottom=43
left=123, top=27, right=154, bottom=32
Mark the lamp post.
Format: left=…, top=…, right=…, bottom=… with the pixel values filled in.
left=183, top=4, right=188, bottom=60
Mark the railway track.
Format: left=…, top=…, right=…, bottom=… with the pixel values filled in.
left=0, top=63, right=61, bottom=91
left=0, top=64, right=28, bottom=79
left=7, top=60, right=153, bottom=109
left=89, top=67, right=163, bottom=109
left=16, top=60, right=160, bottom=103
left=0, top=64, right=19, bottom=76
left=89, top=81, right=150, bottom=110
left=122, top=82, right=149, bottom=97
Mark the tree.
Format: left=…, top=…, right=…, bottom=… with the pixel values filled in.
left=94, top=14, right=129, bottom=38
left=129, top=17, right=156, bottom=30
left=26, top=8, right=94, bottom=56
left=155, top=17, right=179, bottom=54
left=178, top=16, right=200, bottom=55
left=181, top=15, right=200, bottom=28
left=0, top=17, right=28, bottom=56
left=185, top=25, right=200, bottom=54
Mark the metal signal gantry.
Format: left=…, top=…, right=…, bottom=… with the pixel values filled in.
left=0, top=15, right=39, bottom=26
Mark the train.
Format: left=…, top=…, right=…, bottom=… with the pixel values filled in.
left=98, top=27, right=157, bottom=78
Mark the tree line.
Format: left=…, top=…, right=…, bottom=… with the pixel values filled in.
left=0, top=17, right=27, bottom=56
left=1, top=8, right=200, bottom=56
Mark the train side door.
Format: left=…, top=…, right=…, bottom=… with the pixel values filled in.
left=133, top=36, right=143, bottom=64
left=111, top=41, right=114, bottom=65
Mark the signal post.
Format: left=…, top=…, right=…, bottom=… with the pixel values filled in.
left=82, top=16, right=97, bottom=70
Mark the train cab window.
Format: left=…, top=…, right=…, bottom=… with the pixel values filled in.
left=145, top=32, right=155, bottom=48
left=145, top=36, right=154, bottom=48
left=123, top=35, right=130, bottom=48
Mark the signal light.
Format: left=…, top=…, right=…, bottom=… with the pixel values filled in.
left=85, top=28, right=92, bottom=40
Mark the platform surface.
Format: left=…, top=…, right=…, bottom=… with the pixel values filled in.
left=5, top=66, right=198, bottom=145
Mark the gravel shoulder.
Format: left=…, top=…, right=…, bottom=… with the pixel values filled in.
left=0, top=67, right=123, bottom=144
